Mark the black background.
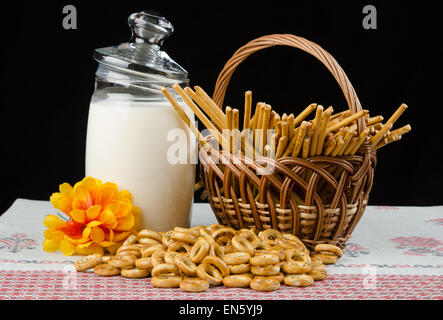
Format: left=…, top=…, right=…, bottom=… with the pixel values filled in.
left=1, top=1, right=442, bottom=214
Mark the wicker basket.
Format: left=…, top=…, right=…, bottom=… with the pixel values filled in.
left=199, top=34, right=376, bottom=250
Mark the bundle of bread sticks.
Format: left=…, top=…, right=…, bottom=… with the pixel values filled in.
left=162, top=85, right=410, bottom=160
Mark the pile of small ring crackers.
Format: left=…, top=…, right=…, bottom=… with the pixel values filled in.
left=74, top=224, right=342, bottom=292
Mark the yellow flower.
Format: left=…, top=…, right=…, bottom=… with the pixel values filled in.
left=43, top=177, right=141, bottom=255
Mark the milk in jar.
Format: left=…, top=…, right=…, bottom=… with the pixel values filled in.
left=85, top=12, right=195, bottom=231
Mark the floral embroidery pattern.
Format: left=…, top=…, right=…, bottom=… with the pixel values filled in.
left=0, top=233, right=39, bottom=253
left=390, top=236, right=443, bottom=257
left=343, top=243, right=370, bottom=257
left=426, top=218, right=443, bottom=227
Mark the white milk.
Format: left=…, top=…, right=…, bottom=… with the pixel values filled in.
left=85, top=93, right=196, bottom=231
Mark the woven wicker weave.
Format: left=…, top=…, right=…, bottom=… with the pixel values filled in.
left=199, top=34, right=376, bottom=249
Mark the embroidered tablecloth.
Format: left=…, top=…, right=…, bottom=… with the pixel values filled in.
left=0, top=199, right=442, bottom=300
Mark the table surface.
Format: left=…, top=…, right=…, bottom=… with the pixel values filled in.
left=0, top=199, right=442, bottom=300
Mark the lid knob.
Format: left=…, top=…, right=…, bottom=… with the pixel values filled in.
left=128, top=11, right=174, bottom=46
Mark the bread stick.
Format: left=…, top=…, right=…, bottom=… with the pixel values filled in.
left=184, top=87, right=225, bottom=130
left=389, top=124, right=411, bottom=137
left=172, top=84, right=219, bottom=134
left=260, top=105, right=271, bottom=154
left=226, top=106, right=233, bottom=130
left=337, top=127, right=355, bottom=156
left=162, top=87, right=214, bottom=148
left=282, top=134, right=298, bottom=157
left=302, top=136, right=311, bottom=159
left=232, top=109, right=240, bottom=154
left=267, top=133, right=277, bottom=158
left=367, top=115, right=384, bottom=126
left=350, top=128, right=370, bottom=155
left=343, top=137, right=358, bottom=155
left=271, top=111, right=278, bottom=127
left=324, top=136, right=337, bottom=156
left=275, top=136, right=288, bottom=159
left=256, top=103, right=265, bottom=132
left=374, top=134, right=402, bottom=150
left=294, top=103, right=317, bottom=126
left=370, top=122, right=393, bottom=148
left=282, top=113, right=288, bottom=123
left=243, top=91, right=252, bottom=129
left=268, top=111, right=275, bottom=130
left=292, top=121, right=310, bottom=157
left=273, top=113, right=280, bottom=130
left=255, top=103, right=265, bottom=144
left=385, top=104, right=408, bottom=128
left=225, top=106, right=233, bottom=153
left=194, top=86, right=227, bottom=128
left=288, top=114, right=295, bottom=141
left=233, top=109, right=239, bottom=129
left=324, top=106, right=334, bottom=114
left=302, top=124, right=313, bottom=159
left=330, top=110, right=350, bottom=120
left=281, top=121, right=289, bottom=139
left=309, top=105, right=324, bottom=156
left=327, top=110, right=367, bottom=133
left=331, top=136, right=345, bottom=157
left=250, top=103, right=261, bottom=133
left=368, top=123, right=383, bottom=132
left=315, top=109, right=332, bottom=155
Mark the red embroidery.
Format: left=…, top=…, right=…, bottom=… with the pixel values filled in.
left=0, top=234, right=39, bottom=253
left=426, top=218, right=443, bottom=226
left=0, top=271, right=441, bottom=300
left=390, top=236, right=443, bottom=257
left=343, top=243, right=370, bottom=257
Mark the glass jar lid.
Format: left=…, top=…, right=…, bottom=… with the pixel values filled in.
left=93, top=11, right=188, bottom=86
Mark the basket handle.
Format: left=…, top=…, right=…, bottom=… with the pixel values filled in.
left=212, top=34, right=366, bottom=133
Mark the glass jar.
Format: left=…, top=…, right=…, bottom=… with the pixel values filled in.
left=85, top=11, right=195, bottom=231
